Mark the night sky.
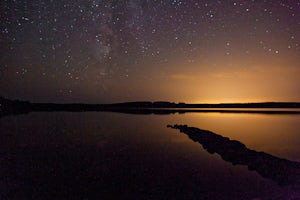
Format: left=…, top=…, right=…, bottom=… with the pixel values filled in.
left=1, top=0, right=299, bottom=103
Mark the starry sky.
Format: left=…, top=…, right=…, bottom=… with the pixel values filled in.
left=1, top=0, right=300, bottom=103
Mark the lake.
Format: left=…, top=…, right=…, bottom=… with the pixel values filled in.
left=1, top=111, right=300, bottom=199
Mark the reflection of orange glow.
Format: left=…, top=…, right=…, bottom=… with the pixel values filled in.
left=171, top=112, right=300, bottom=160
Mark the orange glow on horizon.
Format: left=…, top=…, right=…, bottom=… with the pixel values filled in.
left=144, top=60, right=300, bottom=104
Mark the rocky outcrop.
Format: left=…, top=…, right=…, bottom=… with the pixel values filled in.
left=168, top=124, right=300, bottom=186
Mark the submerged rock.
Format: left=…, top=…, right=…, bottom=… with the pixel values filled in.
left=168, top=124, right=300, bottom=186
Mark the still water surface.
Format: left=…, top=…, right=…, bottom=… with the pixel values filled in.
left=1, top=112, right=300, bottom=199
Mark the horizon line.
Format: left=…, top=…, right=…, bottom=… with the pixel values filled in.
left=2, top=95, right=300, bottom=105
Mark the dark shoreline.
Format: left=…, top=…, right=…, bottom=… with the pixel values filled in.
left=1, top=96, right=300, bottom=117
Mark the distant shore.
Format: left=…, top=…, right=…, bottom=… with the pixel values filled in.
left=1, top=96, right=300, bottom=117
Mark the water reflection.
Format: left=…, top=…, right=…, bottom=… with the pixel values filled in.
left=168, top=124, right=300, bottom=186
left=1, top=112, right=300, bottom=199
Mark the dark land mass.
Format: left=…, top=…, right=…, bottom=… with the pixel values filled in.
left=1, top=96, right=300, bottom=117
left=168, top=124, right=300, bottom=186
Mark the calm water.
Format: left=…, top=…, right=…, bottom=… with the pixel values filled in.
left=1, top=111, right=300, bottom=199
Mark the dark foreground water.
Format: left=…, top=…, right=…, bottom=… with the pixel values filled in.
left=1, top=111, right=300, bottom=199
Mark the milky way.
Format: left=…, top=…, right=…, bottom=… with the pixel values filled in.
left=1, top=0, right=299, bottom=103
